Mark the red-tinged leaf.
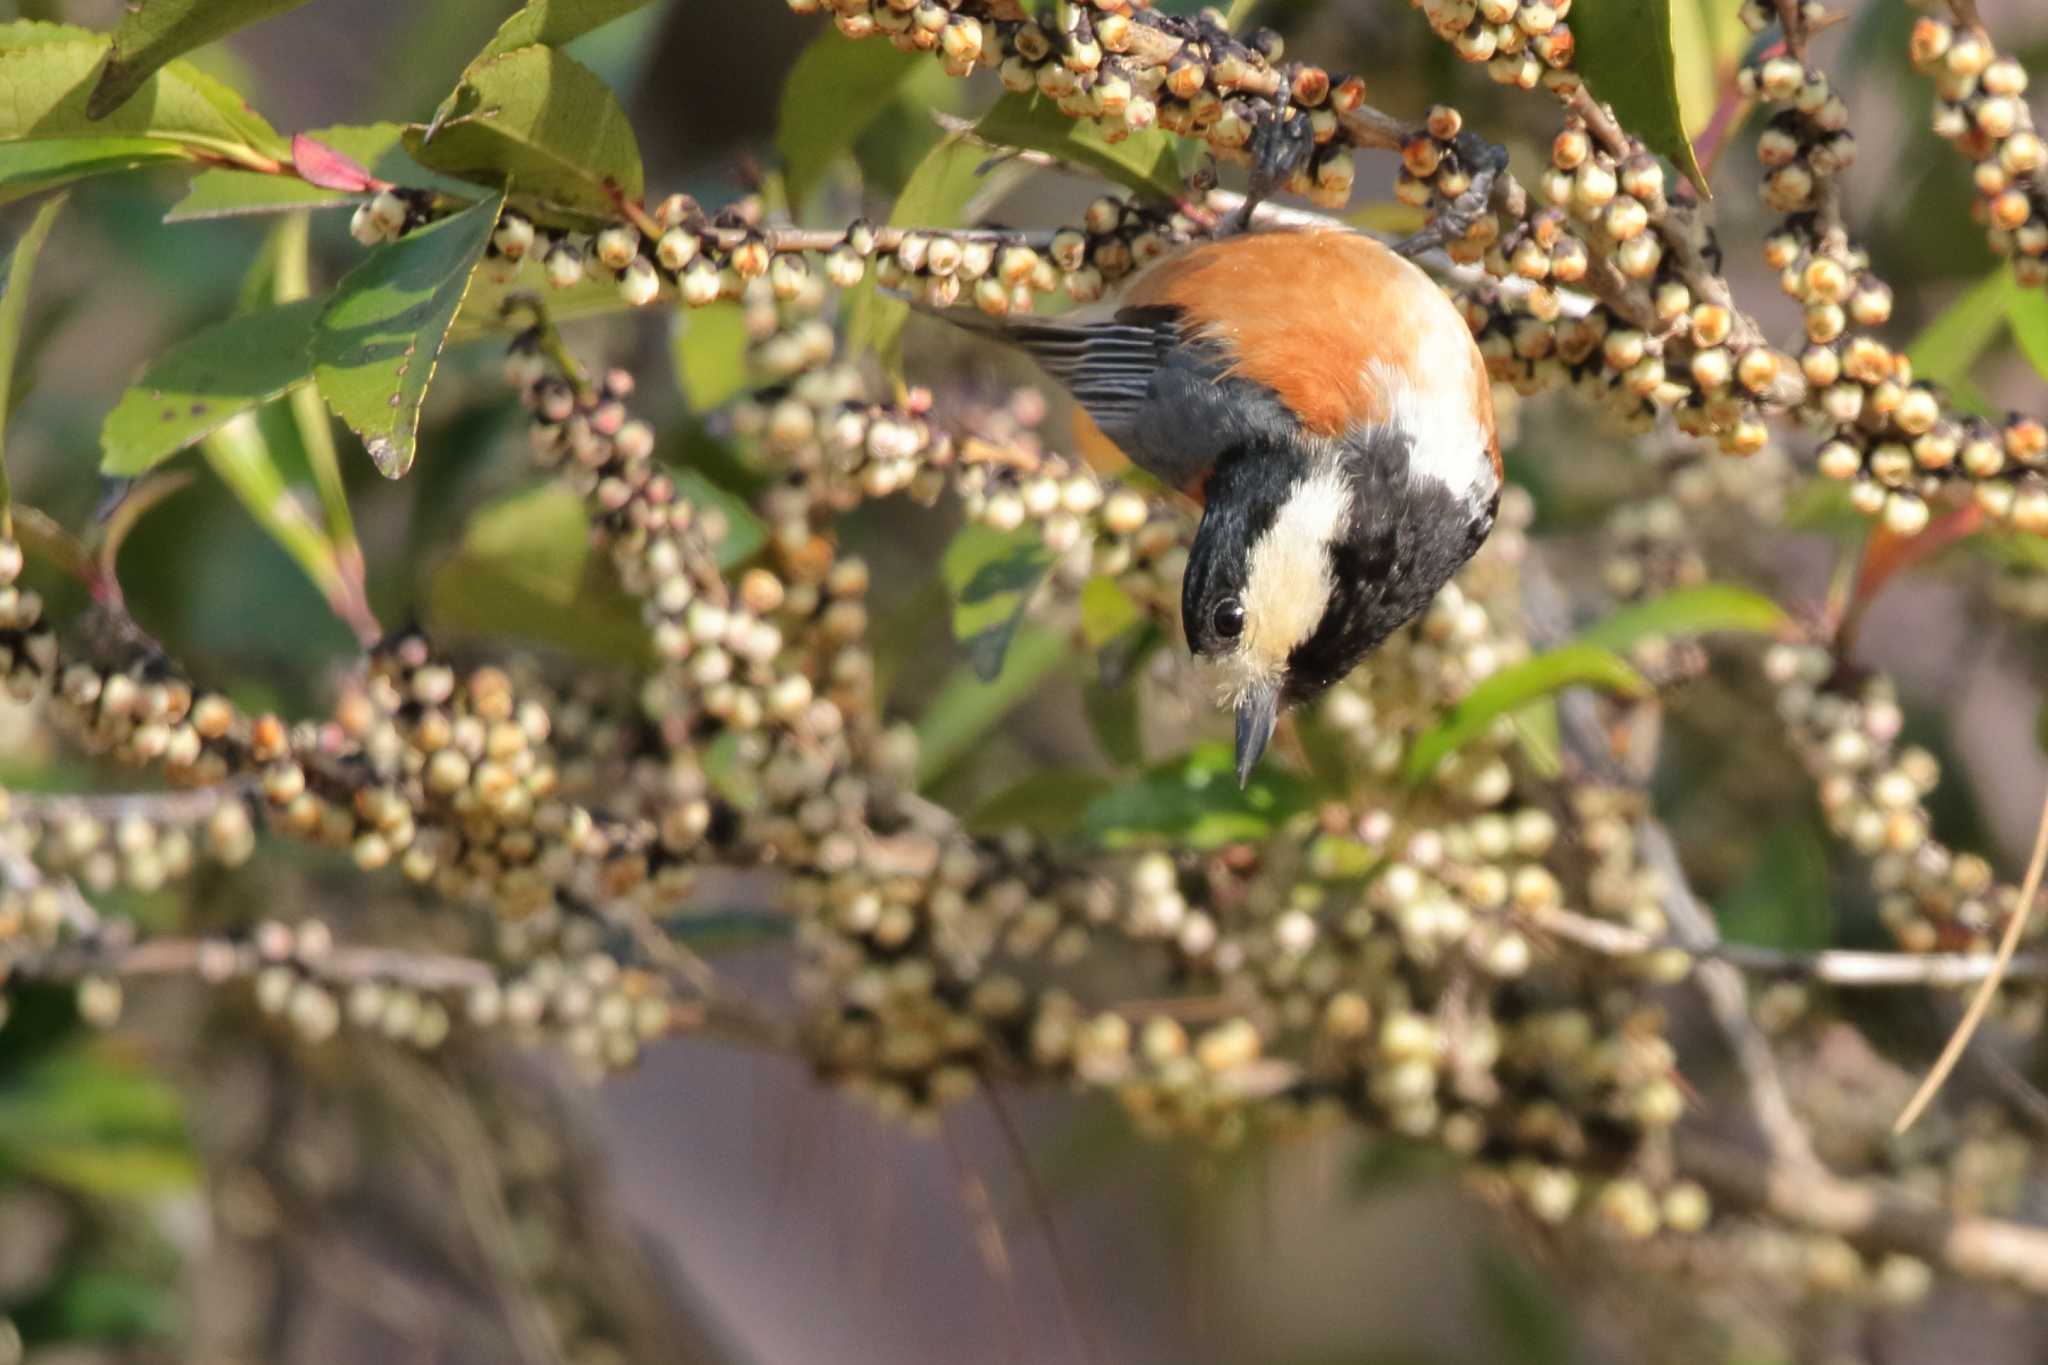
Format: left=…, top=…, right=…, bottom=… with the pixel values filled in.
left=1850, top=503, right=1985, bottom=613
left=290, top=131, right=380, bottom=191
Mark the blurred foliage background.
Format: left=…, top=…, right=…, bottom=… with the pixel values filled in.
left=4, top=0, right=2048, bottom=1363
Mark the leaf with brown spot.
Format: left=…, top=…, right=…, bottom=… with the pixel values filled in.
left=311, top=193, right=504, bottom=478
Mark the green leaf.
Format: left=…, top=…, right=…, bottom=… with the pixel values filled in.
left=1403, top=644, right=1649, bottom=784
left=1083, top=672, right=1144, bottom=766
left=470, top=0, right=655, bottom=64
left=847, top=134, right=1020, bottom=374
left=428, top=486, right=650, bottom=664
left=168, top=121, right=482, bottom=221
left=1715, top=819, right=1830, bottom=950
left=674, top=304, right=749, bottom=413
left=779, top=33, right=925, bottom=210
left=201, top=409, right=344, bottom=604
left=1079, top=574, right=1142, bottom=649
left=0, top=137, right=191, bottom=205
left=1575, top=583, right=1785, bottom=652
left=87, top=0, right=312, bottom=120
left=941, top=520, right=1058, bottom=680
left=2007, top=288, right=2048, bottom=385
left=0, top=194, right=66, bottom=532
left=406, top=46, right=642, bottom=217
left=916, top=623, right=1069, bottom=788
left=99, top=298, right=321, bottom=476
left=1570, top=0, right=1707, bottom=194
left=1083, top=741, right=1310, bottom=848
left=312, top=193, right=504, bottom=478
left=0, top=23, right=287, bottom=166
left=973, top=91, right=1183, bottom=200
left=669, top=468, right=765, bottom=569
left=1907, top=268, right=2015, bottom=415
left=1476, top=1249, right=1574, bottom=1365
left=967, top=770, right=1115, bottom=836
left=442, top=482, right=588, bottom=607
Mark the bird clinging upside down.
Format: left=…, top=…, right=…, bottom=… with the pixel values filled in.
left=943, top=226, right=1502, bottom=785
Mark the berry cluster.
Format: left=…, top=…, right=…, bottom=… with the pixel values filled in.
left=1413, top=0, right=1582, bottom=95
left=1911, top=16, right=2048, bottom=290
left=1743, top=43, right=2048, bottom=535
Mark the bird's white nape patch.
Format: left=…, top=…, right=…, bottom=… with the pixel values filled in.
left=1217, top=464, right=1351, bottom=704
left=1365, top=335, right=1493, bottom=508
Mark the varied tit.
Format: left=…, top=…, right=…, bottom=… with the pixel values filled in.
left=942, top=227, right=1502, bottom=785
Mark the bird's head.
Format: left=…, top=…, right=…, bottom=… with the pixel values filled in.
left=1182, top=430, right=1497, bottom=786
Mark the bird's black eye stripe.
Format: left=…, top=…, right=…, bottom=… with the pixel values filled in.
left=1212, top=597, right=1245, bottom=641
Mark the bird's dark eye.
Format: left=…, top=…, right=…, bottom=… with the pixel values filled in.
left=1211, top=596, right=1245, bottom=642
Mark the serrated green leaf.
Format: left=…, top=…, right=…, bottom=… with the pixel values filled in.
left=168, top=122, right=482, bottom=221
left=779, top=33, right=925, bottom=211
left=1576, top=583, right=1785, bottom=652
left=87, top=0, right=312, bottom=120
left=1907, top=268, right=2014, bottom=415
left=1083, top=741, right=1310, bottom=848
left=2007, top=288, right=2048, bottom=385
left=1571, top=0, right=1707, bottom=194
left=1403, top=644, right=1649, bottom=784
left=313, top=193, right=504, bottom=478
left=407, top=46, right=642, bottom=216
left=0, top=193, right=66, bottom=532
left=99, top=298, right=321, bottom=477
left=973, top=91, right=1183, bottom=200
left=674, top=304, right=748, bottom=413
left=967, top=769, right=1114, bottom=836
left=0, top=23, right=287, bottom=167
left=942, top=520, right=1058, bottom=680
left=916, top=622, right=1069, bottom=788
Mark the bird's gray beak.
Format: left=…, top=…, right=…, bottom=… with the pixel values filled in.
left=1234, top=683, right=1279, bottom=789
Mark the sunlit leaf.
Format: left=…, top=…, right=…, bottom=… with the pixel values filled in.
left=916, top=622, right=1068, bottom=788
left=973, top=91, right=1183, bottom=200
left=0, top=22, right=287, bottom=168
left=469, top=0, right=655, bottom=65
left=87, top=0, right=312, bottom=120
left=1907, top=268, right=2014, bottom=415
left=1571, top=0, right=1707, bottom=193
left=1083, top=741, right=1310, bottom=848
left=779, top=34, right=925, bottom=210
left=428, top=485, right=649, bottom=664
left=1079, top=575, right=1142, bottom=649
left=1575, top=583, right=1786, bottom=652
left=99, top=298, right=321, bottom=476
left=1404, top=644, right=1649, bottom=784
left=406, top=46, right=642, bottom=217
left=674, top=304, right=749, bottom=414
left=942, top=521, right=1057, bottom=680
left=2007, top=287, right=2048, bottom=385
left=312, top=193, right=504, bottom=478
left=0, top=194, right=66, bottom=531
left=0, top=137, right=190, bottom=205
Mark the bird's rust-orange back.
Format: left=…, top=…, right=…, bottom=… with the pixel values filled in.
left=1128, top=229, right=1500, bottom=480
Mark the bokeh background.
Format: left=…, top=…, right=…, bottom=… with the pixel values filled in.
left=6, top=0, right=2048, bottom=1362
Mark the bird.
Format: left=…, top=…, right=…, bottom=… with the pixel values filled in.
left=936, top=224, right=1503, bottom=787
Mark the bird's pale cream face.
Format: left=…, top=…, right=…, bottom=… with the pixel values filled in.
left=1213, top=463, right=1350, bottom=710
